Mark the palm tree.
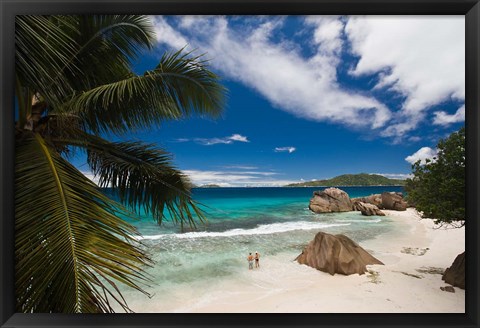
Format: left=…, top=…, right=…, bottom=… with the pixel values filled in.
left=15, top=15, right=226, bottom=313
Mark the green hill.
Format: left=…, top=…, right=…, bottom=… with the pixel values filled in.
left=285, top=173, right=406, bottom=187
left=198, top=184, right=222, bottom=188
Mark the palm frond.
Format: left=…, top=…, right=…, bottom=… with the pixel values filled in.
left=55, top=15, right=155, bottom=93
left=15, top=132, right=152, bottom=313
left=74, top=15, right=154, bottom=60
left=53, top=132, right=204, bottom=226
left=16, top=15, right=155, bottom=113
left=15, top=16, right=79, bottom=107
left=66, top=49, right=227, bottom=135
left=15, top=15, right=226, bottom=314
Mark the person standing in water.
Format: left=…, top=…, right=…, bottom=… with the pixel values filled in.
left=254, top=251, right=260, bottom=268
left=247, top=253, right=254, bottom=270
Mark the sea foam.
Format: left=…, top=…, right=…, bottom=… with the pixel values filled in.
left=136, top=221, right=351, bottom=240
left=337, top=218, right=382, bottom=223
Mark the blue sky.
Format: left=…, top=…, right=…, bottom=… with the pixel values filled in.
left=78, top=15, right=465, bottom=187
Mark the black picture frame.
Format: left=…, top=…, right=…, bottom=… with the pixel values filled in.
left=1, top=1, right=479, bottom=327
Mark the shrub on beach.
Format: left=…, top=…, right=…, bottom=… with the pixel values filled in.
left=405, top=127, right=465, bottom=226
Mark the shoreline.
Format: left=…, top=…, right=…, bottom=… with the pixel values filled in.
left=195, top=208, right=465, bottom=313
left=123, top=208, right=464, bottom=313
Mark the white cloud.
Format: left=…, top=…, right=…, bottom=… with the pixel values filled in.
left=196, top=134, right=249, bottom=145
left=151, top=16, right=189, bottom=49
left=306, top=16, right=343, bottom=55
left=274, top=146, right=296, bottom=153
left=152, top=16, right=464, bottom=141
left=408, top=136, right=422, bottom=143
left=236, top=171, right=278, bottom=176
left=371, top=173, right=413, bottom=180
left=346, top=16, right=465, bottom=138
left=183, top=169, right=296, bottom=187
left=432, top=105, right=465, bottom=126
left=405, top=147, right=438, bottom=165
left=194, top=137, right=231, bottom=145
left=182, top=134, right=249, bottom=145
left=228, top=134, right=249, bottom=142
left=152, top=16, right=390, bottom=131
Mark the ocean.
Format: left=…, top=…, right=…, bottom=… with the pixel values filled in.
left=111, top=186, right=405, bottom=312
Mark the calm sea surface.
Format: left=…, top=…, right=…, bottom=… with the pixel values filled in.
left=109, top=186, right=404, bottom=312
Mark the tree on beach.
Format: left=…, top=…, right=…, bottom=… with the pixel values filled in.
left=15, top=15, right=225, bottom=313
left=405, top=127, right=466, bottom=290
left=405, top=127, right=465, bottom=227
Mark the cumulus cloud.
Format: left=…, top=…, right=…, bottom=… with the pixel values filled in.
left=346, top=16, right=465, bottom=138
left=151, top=15, right=464, bottom=141
left=432, top=105, right=465, bottom=126
left=151, top=16, right=189, bottom=49
left=151, top=16, right=390, bottom=131
left=274, top=146, right=296, bottom=153
left=405, top=147, right=438, bottom=165
left=183, top=169, right=296, bottom=187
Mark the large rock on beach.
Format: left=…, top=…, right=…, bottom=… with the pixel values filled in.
left=295, top=231, right=384, bottom=275
left=308, top=187, right=353, bottom=213
left=353, top=201, right=385, bottom=216
left=352, top=192, right=408, bottom=211
left=442, top=252, right=465, bottom=289
left=381, top=192, right=408, bottom=211
left=351, top=194, right=383, bottom=208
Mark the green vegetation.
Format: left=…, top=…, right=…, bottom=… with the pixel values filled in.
left=15, top=15, right=225, bottom=313
left=405, top=127, right=465, bottom=226
left=286, top=173, right=406, bottom=187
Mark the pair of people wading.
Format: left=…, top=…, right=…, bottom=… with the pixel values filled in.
left=247, top=251, right=260, bottom=270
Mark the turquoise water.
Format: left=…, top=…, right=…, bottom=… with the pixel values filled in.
left=109, top=186, right=404, bottom=312
left=116, top=186, right=404, bottom=236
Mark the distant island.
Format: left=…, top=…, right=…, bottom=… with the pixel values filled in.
left=285, top=173, right=406, bottom=187
left=198, top=184, right=222, bottom=188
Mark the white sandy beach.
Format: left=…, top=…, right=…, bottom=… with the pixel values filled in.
left=125, top=208, right=465, bottom=313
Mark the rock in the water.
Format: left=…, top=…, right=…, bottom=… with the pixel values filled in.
left=352, top=192, right=408, bottom=210
left=381, top=192, right=408, bottom=211
left=351, top=194, right=383, bottom=208
left=309, top=187, right=353, bottom=213
left=442, top=252, right=465, bottom=289
left=295, top=231, right=384, bottom=275
left=353, top=201, right=385, bottom=216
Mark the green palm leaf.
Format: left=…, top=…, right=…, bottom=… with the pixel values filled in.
left=66, top=49, right=227, bottom=134
left=56, top=15, right=155, bottom=93
left=15, top=14, right=227, bottom=313
left=15, top=16, right=79, bottom=108
left=16, top=15, right=155, bottom=118
left=53, top=132, right=204, bottom=226
left=15, top=133, right=152, bottom=313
